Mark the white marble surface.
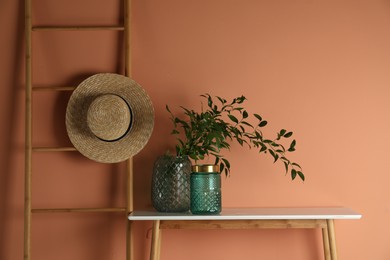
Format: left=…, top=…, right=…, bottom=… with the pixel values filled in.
left=128, top=207, right=362, bottom=221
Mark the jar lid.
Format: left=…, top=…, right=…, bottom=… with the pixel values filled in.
left=192, top=164, right=220, bottom=173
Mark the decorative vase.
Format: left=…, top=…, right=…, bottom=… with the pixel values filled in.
left=190, top=164, right=221, bottom=215
left=152, top=155, right=191, bottom=212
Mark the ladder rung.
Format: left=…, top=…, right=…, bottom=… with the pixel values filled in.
left=32, top=25, right=125, bottom=31
left=32, top=147, right=77, bottom=152
left=32, top=207, right=127, bottom=213
left=33, top=86, right=76, bottom=91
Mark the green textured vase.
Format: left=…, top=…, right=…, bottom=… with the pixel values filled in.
left=152, top=155, right=191, bottom=212
left=190, top=165, right=221, bottom=215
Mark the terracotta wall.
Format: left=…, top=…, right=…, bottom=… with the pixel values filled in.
left=1, top=0, right=390, bottom=259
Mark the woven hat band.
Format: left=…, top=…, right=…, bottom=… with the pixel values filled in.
left=87, top=94, right=132, bottom=141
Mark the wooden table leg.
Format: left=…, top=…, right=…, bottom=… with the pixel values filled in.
left=327, top=219, right=338, bottom=260
left=322, top=225, right=331, bottom=260
left=157, top=226, right=162, bottom=260
left=126, top=220, right=134, bottom=260
left=150, top=220, right=161, bottom=260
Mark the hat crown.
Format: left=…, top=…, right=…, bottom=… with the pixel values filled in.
left=87, top=94, right=131, bottom=141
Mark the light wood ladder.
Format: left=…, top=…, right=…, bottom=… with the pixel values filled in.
left=24, top=0, right=134, bottom=259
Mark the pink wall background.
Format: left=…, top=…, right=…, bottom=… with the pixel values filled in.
left=1, top=0, right=390, bottom=259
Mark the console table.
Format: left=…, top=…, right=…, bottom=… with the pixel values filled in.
left=128, top=207, right=361, bottom=260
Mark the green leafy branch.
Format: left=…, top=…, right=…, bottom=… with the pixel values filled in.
left=166, top=94, right=304, bottom=181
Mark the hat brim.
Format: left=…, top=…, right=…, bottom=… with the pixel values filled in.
left=66, top=73, right=154, bottom=163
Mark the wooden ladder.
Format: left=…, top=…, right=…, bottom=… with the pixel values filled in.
left=24, top=0, right=134, bottom=259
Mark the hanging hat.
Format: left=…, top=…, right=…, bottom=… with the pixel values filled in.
left=66, top=73, right=154, bottom=163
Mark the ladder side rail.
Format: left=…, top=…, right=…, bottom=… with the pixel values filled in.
left=125, top=1, right=134, bottom=260
left=24, top=0, right=33, bottom=259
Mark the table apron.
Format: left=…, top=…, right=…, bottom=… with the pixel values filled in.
left=160, top=219, right=328, bottom=229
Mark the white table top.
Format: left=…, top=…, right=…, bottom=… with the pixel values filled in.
left=128, top=207, right=362, bottom=221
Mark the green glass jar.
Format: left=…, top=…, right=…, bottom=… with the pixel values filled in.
left=190, top=164, right=221, bottom=215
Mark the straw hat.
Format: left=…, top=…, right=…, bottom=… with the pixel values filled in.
left=66, top=73, right=154, bottom=163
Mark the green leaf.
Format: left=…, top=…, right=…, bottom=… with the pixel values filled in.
left=217, top=96, right=226, bottom=104
left=254, top=113, right=262, bottom=121
left=180, top=106, right=191, bottom=115
left=291, top=169, right=297, bottom=180
left=220, top=162, right=225, bottom=173
left=241, top=121, right=253, bottom=128
left=277, top=129, right=287, bottom=140
left=268, top=149, right=279, bottom=163
left=178, top=139, right=185, bottom=147
left=222, top=158, right=231, bottom=169
left=228, top=114, right=239, bottom=123
left=298, top=171, right=305, bottom=181
left=175, top=145, right=181, bottom=156
left=214, top=156, right=220, bottom=165
left=175, top=118, right=189, bottom=128
left=255, top=131, right=263, bottom=140
left=283, top=161, right=289, bottom=173
left=189, top=153, right=197, bottom=160
left=208, top=146, right=218, bottom=153
left=243, top=110, right=248, bottom=119
left=208, top=95, right=213, bottom=108
left=171, top=129, right=179, bottom=135
left=260, top=144, right=267, bottom=152
left=258, top=121, right=268, bottom=127
left=292, top=162, right=302, bottom=169
left=284, top=131, right=293, bottom=138
left=288, top=140, right=296, bottom=152
left=236, top=95, right=246, bottom=104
